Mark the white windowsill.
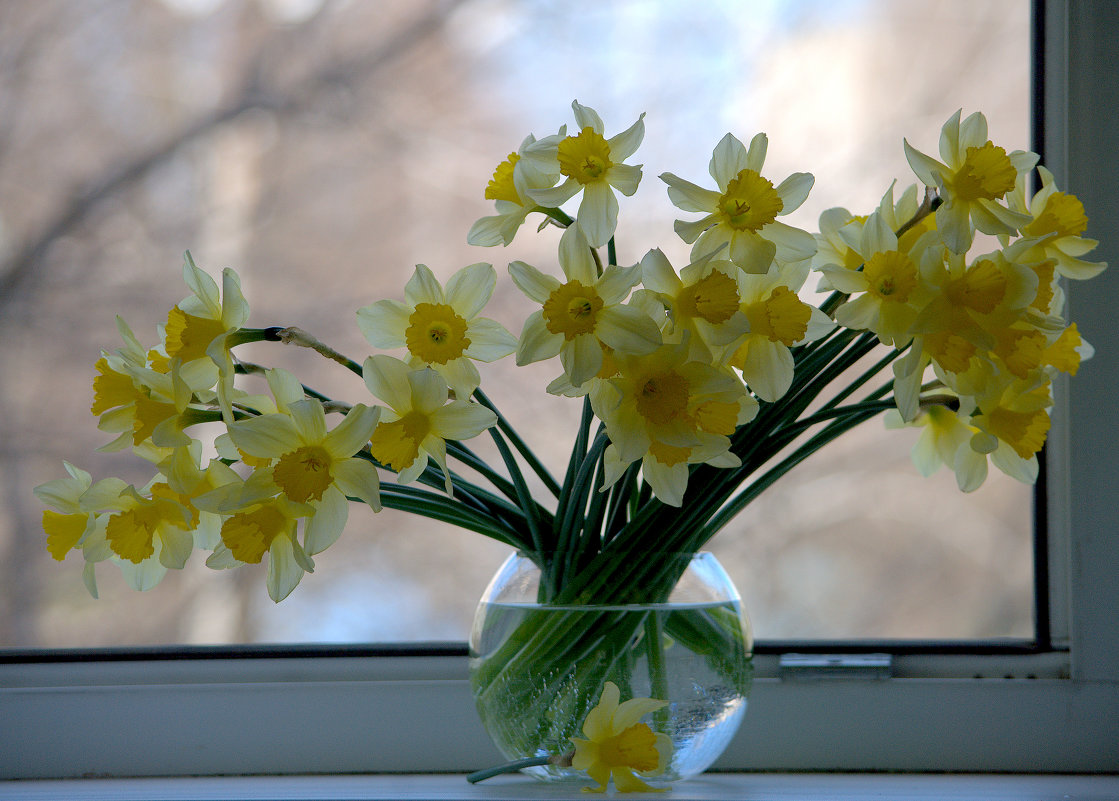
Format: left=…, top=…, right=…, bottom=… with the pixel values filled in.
left=2, top=773, right=1117, bottom=801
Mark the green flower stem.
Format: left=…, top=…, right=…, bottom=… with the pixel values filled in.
left=487, top=423, right=548, bottom=561
left=473, top=388, right=562, bottom=499
left=444, top=441, right=521, bottom=505
left=818, top=347, right=903, bottom=412
left=378, top=486, right=528, bottom=550
left=467, top=756, right=552, bottom=784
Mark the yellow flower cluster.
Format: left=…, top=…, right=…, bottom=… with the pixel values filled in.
left=37, top=103, right=1104, bottom=607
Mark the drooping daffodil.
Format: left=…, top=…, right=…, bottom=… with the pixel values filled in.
left=362, top=355, right=497, bottom=495
left=570, top=681, right=673, bottom=793
left=225, top=395, right=381, bottom=556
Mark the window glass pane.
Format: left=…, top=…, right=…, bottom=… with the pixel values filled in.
left=1, top=0, right=1031, bottom=647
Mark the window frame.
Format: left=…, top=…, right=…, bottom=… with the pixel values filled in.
left=2, top=0, right=1117, bottom=778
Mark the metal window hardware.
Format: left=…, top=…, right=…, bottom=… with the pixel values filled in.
left=779, top=653, right=893, bottom=681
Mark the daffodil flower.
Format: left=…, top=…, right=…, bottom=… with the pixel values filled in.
left=570, top=681, right=673, bottom=793
left=817, top=211, right=937, bottom=347
left=886, top=403, right=989, bottom=492
left=638, top=248, right=748, bottom=362
left=590, top=341, right=756, bottom=505
left=1009, top=165, right=1108, bottom=280
left=205, top=494, right=317, bottom=603
left=357, top=262, right=518, bottom=399
left=510, top=226, right=661, bottom=387
left=362, top=355, right=497, bottom=494
left=468, top=130, right=567, bottom=247
left=77, top=477, right=194, bottom=592
left=524, top=100, right=645, bottom=247
left=904, top=109, right=1036, bottom=254
left=729, top=261, right=834, bottom=402
left=162, top=253, right=252, bottom=421
left=226, top=396, right=381, bottom=555
left=661, top=132, right=816, bottom=273
left=34, top=462, right=117, bottom=597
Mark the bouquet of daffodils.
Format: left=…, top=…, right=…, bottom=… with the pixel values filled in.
left=37, top=100, right=1102, bottom=610
left=36, top=101, right=1105, bottom=789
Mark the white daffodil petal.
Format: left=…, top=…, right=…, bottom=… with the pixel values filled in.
left=333, top=459, right=381, bottom=510
left=431, top=401, right=498, bottom=441
left=661, top=173, right=721, bottom=213
left=356, top=300, right=411, bottom=349
left=775, top=172, right=814, bottom=214
left=464, top=317, right=518, bottom=362
left=709, top=132, right=750, bottom=187
left=578, top=181, right=619, bottom=248
left=408, top=368, right=450, bottom=414
left=362, top=355, right=414, bottom=410
left=403, top=264, right=445, bottom=306
left=509, top=261, right=561, bottom=304
left=608, top=163, right=642, bottom=197
left=228, top=414, right=301, bottom=459
left=266, top=535, right=305, bottom=603
left=516, top=312, right=563, bottom=366
left=642, top=457, right=686, bottom=508
left=288, top=398, right=328, bottom=444
left=608, top=113, right=645, bottom=161
left=596, top=305, right=662, bottom=355
left=304, top=486, right=348, bottom=556
left=326, top=404, right=379, bottom=458
left=561, top=334, right=604, bottom=387
left=445, top=262, right=496, bottom=319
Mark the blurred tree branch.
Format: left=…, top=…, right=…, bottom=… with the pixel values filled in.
left=0, top=0, right=462, bottom=311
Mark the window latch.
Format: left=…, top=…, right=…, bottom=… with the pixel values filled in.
left=779, top=653, right=893, bottom=681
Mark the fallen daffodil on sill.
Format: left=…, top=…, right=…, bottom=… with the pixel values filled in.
left=467, top=681, right=672, bottom=793
left=36, top=100, right=1106, bottom=784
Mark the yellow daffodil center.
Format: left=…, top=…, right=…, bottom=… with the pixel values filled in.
left=649, top=440, right=690, bottom=467
left=744, top=286, right=811, bottom=346
left=484, top=152, right=521, bottom=203
left=558, top=127, right=613, bottom=184
left=635, top=370, right=690, bottom=425
left=1045, top=324, right=1083, bottom=375
left=1024, top=191, right=1089, bottom=239
left=151, top=481, right=200, bottom=528
left=925, top=330, right=977, bottom=374
left=543, top=281, right=604, bottom=340
left=273, top=445, right=333, bottom=503
left=132, top=395, right=178, bottom=445
left=405, top=303, right=470, bottom=365
left=952, top=141, right=1016, bottom=202
left=43, top=510, right=87, bottom=561
left=986, top=406, right=1050, bottom=459
left=946, top=258, right=1007, bottom=314
left=369, top=412, right=429, bottom=472
left=147, top=349, right=172, bottom=374
left=106, top=505, right=166, bottom=563
left=165, top=307, right=227, bottom=362
left=599, top=723, right=661, bottom=773
left=718, top=168, right=783, bottom=232
left=91, top=358, right=138, bottom=415
left=863, top=251, right=918, bottom=303
left=994, top=329, right=1047, bottom=379
left=221, top=504, right=288, bottom=564
left=695, top=400, right=739, bottom=436
left=678, top=271, right=739, bottom=324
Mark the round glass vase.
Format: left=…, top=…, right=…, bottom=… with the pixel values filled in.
left=468, top=550, right=753, bottom=786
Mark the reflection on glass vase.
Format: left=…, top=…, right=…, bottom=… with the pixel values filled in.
left=468, top=551, right=753, bottom=786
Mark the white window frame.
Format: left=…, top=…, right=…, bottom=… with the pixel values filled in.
left=1, top=0, right=1116, bottom=778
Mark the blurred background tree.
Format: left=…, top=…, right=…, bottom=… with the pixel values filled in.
left=0, top=0, right=1033, bottom=647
